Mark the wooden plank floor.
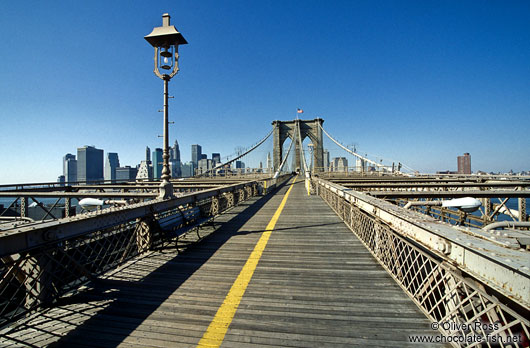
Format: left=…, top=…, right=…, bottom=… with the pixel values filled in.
left=0, top=179, right=447, bottom=347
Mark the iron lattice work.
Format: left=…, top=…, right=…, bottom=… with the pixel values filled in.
left=318, top=183, right=529, bottom=348
left=0, top=180, right=267, bottom=328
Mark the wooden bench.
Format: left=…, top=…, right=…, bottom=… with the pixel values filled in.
left=155, top=206, right=214, bottom=248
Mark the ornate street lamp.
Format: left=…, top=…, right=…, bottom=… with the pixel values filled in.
left=145, top=13, right=187, bottom=199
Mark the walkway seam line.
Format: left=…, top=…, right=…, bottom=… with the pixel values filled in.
left=196, top=176, right=298, bottom=348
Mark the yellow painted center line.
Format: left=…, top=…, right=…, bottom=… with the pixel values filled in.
left=196, top=176, right=298, bottom=348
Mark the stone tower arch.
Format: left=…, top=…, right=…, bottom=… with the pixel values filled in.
left=272, top=118, right=324, bottom=172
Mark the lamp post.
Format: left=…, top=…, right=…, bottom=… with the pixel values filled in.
left=145, top=13, right=187, bottom=199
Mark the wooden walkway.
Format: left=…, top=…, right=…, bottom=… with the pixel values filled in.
left=0, top=178, right=446, bottom=347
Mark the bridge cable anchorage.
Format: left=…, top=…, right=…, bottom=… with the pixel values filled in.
left=273, top=126, right=296, bottom=179
left=196, top=128, right=274, bottom=177
left=318, top=123, right=416, bottom=174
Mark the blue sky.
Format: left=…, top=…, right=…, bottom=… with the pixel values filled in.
left=1, top=0, right=529, bottom=183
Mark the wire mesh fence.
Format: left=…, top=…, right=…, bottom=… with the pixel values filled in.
left=316, top=179, right=529, bottom=348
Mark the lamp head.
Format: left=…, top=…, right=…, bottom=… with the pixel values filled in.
left=144, top=13, right=188, bottom=48
left=145, top=13, right=187, bottom=78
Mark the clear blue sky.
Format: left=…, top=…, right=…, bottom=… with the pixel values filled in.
left=1, top=0, right=529, bottom=183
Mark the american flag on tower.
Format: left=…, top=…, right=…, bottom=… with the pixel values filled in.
left=297, top=108, right=304, bottom=114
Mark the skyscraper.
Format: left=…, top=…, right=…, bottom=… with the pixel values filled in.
left=458, top=153, right=471, bottom=174
left=191, top=144, right=202, bottom=167
left=63, top=153, right=77, bottom=183
left=323, top=149, right=330, bottom=172
left=212, top=153, right=221, bottom=166
left=170, top=140, right=181, bottom=178
left=153, top=148, right=163, bottom=179
left=104, top=153, right=120, bottom=182
left=77, top=146, right=103, bottom=183
left=145, top=146, right=151, bottom=163
left=171, top=140, right=181, bottom=162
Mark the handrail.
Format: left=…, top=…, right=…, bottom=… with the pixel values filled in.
left=0, top=178, right=284, bottom=257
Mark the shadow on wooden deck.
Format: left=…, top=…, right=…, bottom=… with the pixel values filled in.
left=2, top=182, right=289, bottom=348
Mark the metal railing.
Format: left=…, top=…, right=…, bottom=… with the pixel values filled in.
left=0, top=176, right=289, bottom=328
left=313, top=178, right=529, bottom=348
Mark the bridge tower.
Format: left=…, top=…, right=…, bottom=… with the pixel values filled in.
left=272, top=118, right=324, bottom=172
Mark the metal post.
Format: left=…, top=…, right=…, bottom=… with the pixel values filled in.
left=20, top=197, right=28, bottom=218
left=159, top=76, right=174, bottom=199
left=65, top=197, right=71, bottom=218
left=519, top=195, right=527, bottom=222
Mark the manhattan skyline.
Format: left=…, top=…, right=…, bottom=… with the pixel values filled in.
left=1, top=1, right=529, bottom=184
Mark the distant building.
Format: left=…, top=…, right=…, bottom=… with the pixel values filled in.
left=458, top=153, right=471, bottom=174
left=104, top=152, right=120, bottom=183
left=170, top=161, right=181, bottom=178
left=266, top=152, right=272, bottom=173
left=331, top=157, right=348, bottom=172
left=136, top=160, right=153, bottom=181
left=77, top=146, right=103, bottom=183
left=323, top=150, right=330, bottom=172
left=152, top=148, right=163, bottom=179
left=63, top=153, right=77, bottom=183
left=171, top=140, right=181, bottom=162
left=145, top=146, right=151, bottom=163
left=198, top=158, right=212, bottom=174
left=234, top=161, right=245, bottom=174
left=200, top=154, right=207, bottom=160
left=191, top=144, right=202, bottom=167
left=170, top=140, right=182, bottom=177
left=57, top=175, right=65, bottom=186
left=181, top=162, right=194, bottom=177
left=356, top=158, right=365, bottom=173
left=437, top=170, right=458, bottom=175
left=212, top=153, right=221, bottom=166
left=116, top=166, right=138, bottom=181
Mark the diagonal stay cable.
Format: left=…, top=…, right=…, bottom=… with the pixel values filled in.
left=197, top=128, right=273, bottom=177
left=318, top=122, right=415, bottom=173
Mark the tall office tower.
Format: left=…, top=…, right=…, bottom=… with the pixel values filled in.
left=169, top=140, right=182, bottom=177
left=145, top=146, right=151, bottom=163
left=200, top=154, right=207, bottom=160
left=323, top=149, right=330, bottom=172
left=212, top=153, right=221, bottom=166
left=63, top=153, right=77, bottom=183
left=104, top=153, right=120, bottom=182
left=77, top=146, right=103, bottom=183
left=191, top=144, right=202, bottom=167
left=266, top=152, right=272, bottom=173
left=171, top=140, right=181, bottom=162
left=152, top=148, right=164, bottom=179
left=458, top=153, right=471, bottom=174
